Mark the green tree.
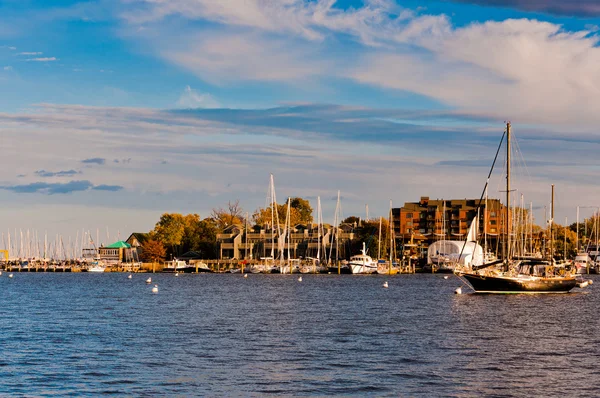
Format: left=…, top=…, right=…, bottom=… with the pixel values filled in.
left=154, top=213, right=186, bottom=246
left=181, top=216, right=219, bottom=258
left=342, top=216, right=360, bottom=225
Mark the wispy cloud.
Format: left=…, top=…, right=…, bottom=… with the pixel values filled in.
left=122, top=0, right=600, bottom=128
left=35, top=169, right=80, bottom=177
left=26, top=57, right=57, bottom=62
left=93, top=184, right=124, bottom=192
left=2, top=66, right=12, bottom=71
left=177, top=86, right=220, bottom=109
left=18, top=51, right=42, bottom=55
left=0, top=180, right=93, bottom=195
left=81, top=158, right=106, bottom=165
left=450, top=0, right=600, bottom=17
left=0, top=102, right=598, bottom=222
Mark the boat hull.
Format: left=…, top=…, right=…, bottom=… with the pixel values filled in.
left=349, top=264, right=377, bottom=274
left=461, top=273, right=578, bottom=293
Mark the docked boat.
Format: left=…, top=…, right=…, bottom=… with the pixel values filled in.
left=88, top=260, right=106, bottom=273
left=457, top=123, right=580, bottom=294
left=348, top=243, right=378, bottom=274
left=574, top=253, right=594, bottom=274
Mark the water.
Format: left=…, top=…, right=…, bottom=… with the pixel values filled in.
left=0, top=273, right=598, bottom=397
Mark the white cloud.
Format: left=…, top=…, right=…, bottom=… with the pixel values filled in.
left=26, top=57, right=57, bottom=62
left=2, top=66, right=12, bottom=71
left=18, top=51, right=42, bottom=55
left=121, top=1, right=600, bottom=128
left=177, top=86, right=220, bottom=108
left=351, top=18, right=600, bottom=126
left=162, top=32, right=326, bottom=84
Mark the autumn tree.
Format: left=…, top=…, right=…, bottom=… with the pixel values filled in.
left=154, top=213, right=186, bottom=247
left=252, top=203, right=303, bottom=228
left=211, top=200, right=244, bottom=229
left=141, top=239, right=166, bottom=264
left=290, top=197, right=313, bottom=223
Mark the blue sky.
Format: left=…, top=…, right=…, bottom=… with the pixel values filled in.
left=2, top=0, right=600, bottom=246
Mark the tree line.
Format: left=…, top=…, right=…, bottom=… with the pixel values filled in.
left=140, top=198, right=315, bottom=263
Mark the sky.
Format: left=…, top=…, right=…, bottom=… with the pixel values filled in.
left=2, top=0, right=600, bottom=246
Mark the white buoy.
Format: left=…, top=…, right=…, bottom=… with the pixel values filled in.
left=443, top=276, right=449, bottom=280
left=152, top=284, right=158, bottom=293
left=146, top=277, right=152, bottom=284
left=298, top=276, right=302, bottom=282
left=243, top=273, right=248, bottom=278
left=579, top=281, right=589, bottom=289
left=8, top=273, right=13, bottom=278
left=455, top=287, right=462, bottom=295
left=175, top=272, right=179, bottom=277
left=127, top=274, right=132, bottom=279
left=383, top=281, right=389, bottom=288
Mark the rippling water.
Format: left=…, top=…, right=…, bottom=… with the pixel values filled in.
left=0, top=273, right=598, bottom=397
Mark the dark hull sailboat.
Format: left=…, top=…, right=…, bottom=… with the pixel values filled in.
left=458, top=123, right=580, bottom=294
left=461, top=273, right=577, bottom=293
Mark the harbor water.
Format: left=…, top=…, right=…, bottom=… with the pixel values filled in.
left=0, top=273, right=598, bottom=397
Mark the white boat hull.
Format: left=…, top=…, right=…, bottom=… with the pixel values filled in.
left=348, top=263, right=377, bottom=274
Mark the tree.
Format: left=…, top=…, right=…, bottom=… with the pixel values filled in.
left=181, top=216, right=219, bottom=258
left=211, top=200, right=244, bottom=229
left=252, top=203, right=302, bottom=228
left=342, top=216, right=360, bottom=226
left=290, top=197, right=313, bottom=224
left=154, top=213, right=186, bottom=249
left=141, top=239, right=166, bottom=264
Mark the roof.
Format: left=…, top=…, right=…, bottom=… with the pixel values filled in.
left=178, top=250, right=204, bottom=259
left=126, top=232, right=151, bottom=245
left=105, top=240, right=131, bottom=249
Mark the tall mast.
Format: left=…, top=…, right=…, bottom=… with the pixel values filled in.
left=504, top=122, right=511, bottom=264
left=550, top=184, right=554, bottom=261
left=576, top=206, right=580, bottom=252
left=378, top=216, right=382, bottom=260
left=389, top=200, right=393, bottom=274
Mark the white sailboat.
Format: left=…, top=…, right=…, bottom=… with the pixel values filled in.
left=86, top=231, right=106, bottom=272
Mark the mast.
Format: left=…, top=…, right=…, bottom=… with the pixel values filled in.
left=317, top=196, right=321, bottom=263
left=389, top=200, right=393, bottom=274
left=378, top=216, right=382, bottom=260
left=550, top=184, right=554, bottom=261
left=504, top=122, right=511, bottom=266
left=576, top=206, right=580, bottom=252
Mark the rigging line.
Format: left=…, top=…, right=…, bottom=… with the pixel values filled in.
left=454, top=127, right=507, bottom=276
left=510, top=129, right=534, bottom=187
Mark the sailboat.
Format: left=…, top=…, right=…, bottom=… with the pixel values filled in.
left=457, top=123, right=579, bottom=293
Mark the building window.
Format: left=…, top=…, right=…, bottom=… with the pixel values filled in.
left=490, top=220, right=497, bottom=225
left=420, top=229, right=426, bottom=233
left=406, top=213, right=413, bottom=219
left=407, top=221, right=413, bottom=227
left=491, top=228, right=497, bottom=233
left=490, top=211, right=496, bottom=217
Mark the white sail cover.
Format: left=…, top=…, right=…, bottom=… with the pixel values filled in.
left=427, top=241, right=484, bottom=267
left=466, top=215, right=478, bottom=242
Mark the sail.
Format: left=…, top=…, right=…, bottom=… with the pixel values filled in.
left=466, top=216, right=478, bottom=242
